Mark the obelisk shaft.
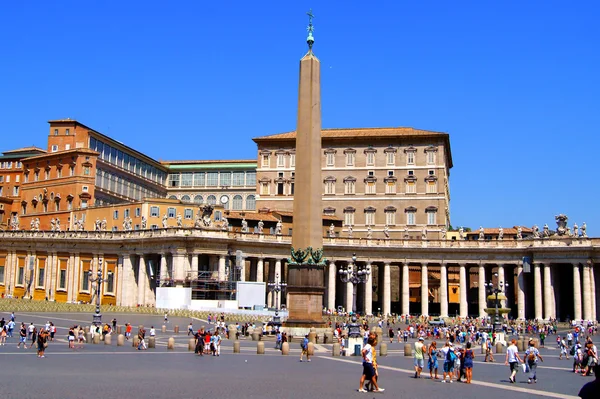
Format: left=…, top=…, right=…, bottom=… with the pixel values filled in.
left=292, top=52, right=322, bottom=250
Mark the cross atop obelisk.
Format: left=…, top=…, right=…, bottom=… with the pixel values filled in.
left=306, top=8, right=315, bottom=51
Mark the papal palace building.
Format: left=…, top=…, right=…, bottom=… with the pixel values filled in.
left=0, top=119, right=598, bottom=322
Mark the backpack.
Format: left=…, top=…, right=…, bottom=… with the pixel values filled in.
left=447, top=350, right=457, bottom=362
left=570, top=346, right=576, bottom=356
left=301, top=338, right=308, bottom=350
left=527, top=352, right=536, bottom=365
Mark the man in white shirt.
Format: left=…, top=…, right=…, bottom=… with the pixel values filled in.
left=149, top=326, right=156, bottom=337
left=505, top=339, right=522, bottom=383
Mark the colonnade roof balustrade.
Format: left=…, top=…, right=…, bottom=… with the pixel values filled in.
left=0, top=229, right=598, bottom=265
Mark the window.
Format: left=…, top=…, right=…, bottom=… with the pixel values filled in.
left=365, top=210, right=375, bottom=226
left=428, top=170, right=435, bottom=175
left=324, top=177, right=336, bottom=195
left=365, top=181, right=376, bottom=194
left=346, top=152, right=355, bottom=166
left=385, top=180, right=396, bottom=194
left=135, top=207, right=141, bottom=217
left=193, top=172, right=205, bottom=187
left=65, top=128, right=70, bottom=135
left=113, top=210, right=119, bottom=219
left=82, top=186, right=89, bottom=193
left=35, top=266, right=44, bottom=287
left=366, top=151, right=375, bottom=166
left=54, top=129, right=59, bottom=136
left=168, top=174, right=180, bottom=187
left=81, top=270, right=90, bottom=291
left=13, top=186, right=19, bottom=196
left=427, top=181, right=437, bottom=193
left=0, top=265, right=4, bottom=283
left=290, top=154, right=295, bottom=167
left=150, top=206, right=159, bottom=217
left=181, top=195, right=191, bottom=203
left=277, top=153, right=285, bottom=167
left=214, top=211, right=222, bottom=222
left=386, top=152, right=395, bottom=166
left=17, top=266, right=24, bottom=285
left=406, top=181, right=416, bottom=194
left=206, top=172, right=218, bottom=186
left=246, top=172, right=256, bottom=186
left=207, top=195, right=217, bottom=205
left=69, top=166, right=74, bottom=176
left=407, top=152, right=415, bottom=165
left=65, top=144, right=71, bottom=150
left=124, top=209, right=130, bottom=218
left=261, top=154, right=270, bottom=167
left=385, top=211, right=396, bottom=226
left=406, top=210, right=416, bottom=225
left=344, top=210, right=355, bottom=226
left=67, top=199, right=72, bottom=210
left=427, top=211, right=436, bottom=225
left=51, top=145, right=58, bottom=153
left=181, top=173, right=193, bottom=187
left=106, top=271, right=114, bottom=294
left=193, top=195, right=203, bottom=204
left=184, top=208, right=193, bottom=220
left=220, top=172, right=231, bottom=187
left=326, top=152, right=335, bottom=167
left=0, top=176, right=3, bottom=183
left=34, top=171, right=38, bottom=182
left=427, top=149, right=436, bottom=165
left=232, top=172, right=245, bottom=186
left=227, top=195, right=240, bottom=210
left=167, top=207, right=176, bottom=218
left=246, top=195, right=256, bottom=210
left=0, top=187, right=3, bottom=196
left=260, top=182, right=270, bottom=195
left=59, top=269, right=67, bottom=290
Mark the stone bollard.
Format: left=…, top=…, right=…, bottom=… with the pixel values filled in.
left=380, top=342, right=388, bottom=357
left=324, top=332, right=333, bottom=344
left=517, top=340, right=525, bottom=352
left=133, top=335, right=140, bottom=348
left=167, top=337, right=175, bottom=350
left=117, top=334, right=125, bottom=346
left=257, top=341, right=265, bottom=354
left=251, top=332, right=259, bottom=341
left=85, top=326, right=90, bottom=334
left=532, top=338, right=539, bottom=348
left=281, top=342, right=289, bottom=355
left=332, top=342, right=341, bottom=357
left=148, top=337, right=155, bottom=348
left=307, top=342, right=315, bottom=356
left=93, top=334, right=100, bottom=345
left=117, top=325, right=123, bottom=335
left=174, top=325, right=179, bottom=334
left=161, top=325, right=167, bottom=333
left=188, top=338, right=196, bottom=351
left=481, top=343, right=486, bottom=354
left=86, top=333, right=92, bottom=344
left=308, top=327, right=316, bottom=344
left=104, top=334, right=112, bottom=345
left=233, top=341, right=240, bottom=353
left=495, top=342, right=504, bottom=354
left=404, top=343, right=412, bottom=356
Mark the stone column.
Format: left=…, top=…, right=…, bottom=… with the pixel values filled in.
left=497, top=264, right=506, bottom=309
left=517, top=263, right=525, bottom=320
left=328, top=261, right=336, bottom=312
left=275, top=259, right=282, bottom=309
left=439, top=263, right=448, bottom=318
left=345, top=262, right=353, bottom=314
left=590, top=264, right=597, bottom=321
left=256, top=258, right=264, bottom=283
left=478, top=264, right=487, bottom=318
left=534, top=263, right=543, bottom=320
left=459, top=263, right=468, bottom=318
left=137, top=255, right=147, bottom=306
left=364, top=262, right=373, bottom=316
left=583, top=262, right=592, bottom=321
left=159, top=254, right=168, bottom=284
left=67, top=254, right=75, bottom=302
left=172, top=253, right=185, bottom=287
left=116, top=255, right=124, bottom=306
left=402, top=263, right=410, bottom=316
left=573, top=262, right=582, bottom=321
left=543, top=263, right=552, bottom=320
left=122, top=254, right=133, bottom=307
left=421, top=263, right=429, bottom=316
left=218, top=255, right=226, bottom=281
left=191, top=254, right=199, bottom=278
left=240, top=258, right=246, bottom=282
left=383, top=262, right=391, bottom=316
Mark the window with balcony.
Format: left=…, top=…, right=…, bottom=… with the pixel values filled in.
left=324, top=176, right=336, bottom=195
left=405, top=206, right=417, bottom=225
left=364, top=207, right=376, bottom=225
left=168, top=174, right=180, bottom=188
left=344, top=207, right=355, bottom=226
left=385, top=207, right=397, bottom=226
left=344, top=149, right=356, bottom=166
left=365, top=148, right=376, bottom=166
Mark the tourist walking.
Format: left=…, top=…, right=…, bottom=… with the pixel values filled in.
left=137, top=328, right=147, bottom=350
left=428, top=341, right=439, bottom=379
left=68, top=327, right=75, bottom=349
left=125, top=323, right=132, bottom=340
left=358, top=335, right=384, bottom=393
left=505, top=339, right=522, bottom=383
left=37, top=329, right=48, bottom=358
left=188, top=322, right=194, bottom=335
left=485, top=338, right=495, bottom=362
left=414, top=337, right=426, bottom=378
left=524, top=340, right=544, bottom=383
left=464, top=342, right=475, bottom=384
left=442, top=343, right=456, bottom=383
left=300, top=334, right=310, bottom=362
left=0, top=326, right=6, bottom=345
left=17, top=323, right=27, bottom=349
left=559, top=336, right=569, bottom=360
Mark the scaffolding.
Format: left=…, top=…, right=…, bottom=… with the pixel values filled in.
left=189, top=270, right=237, bottom=301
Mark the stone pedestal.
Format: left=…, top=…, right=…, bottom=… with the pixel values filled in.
left=174, top=325, right=179, bottom=334
left=161, top=325, right=166, bottom=333
left=117, top=326, right=122, bottom=335
left=251, top=332, right=259, bottom=341
left=85, top=333, right=92, bottom=343
left=495, top=342, right=504, bottom=354
left=233, top=341, right=240, bottom=353
left=148, top=337, right=155, bottom=348
left=167, top=337, right=175, bottom=350
left=117, top=334, right=124, bottom=346
left=307, top=342, right=315, bottom=356
left=132, top=336, right=140, bottom=348
left=332, top=342, right=340, bottom=356
left=188, top=338, right=195, bottom=351
left=285, top=264, right=326, bottom=329
left=308, top=327, right=317, bottom=344
left=257, top=341, right=265, bottom=354
left=404, top=343, right=412, bottom=356
left=93, top=334, right=100, bottom=345
left=281, top=342, right=289, bottom=355
left=379, top=342, right=388, bottom=357
left=104, top=334, right=112, bottom=345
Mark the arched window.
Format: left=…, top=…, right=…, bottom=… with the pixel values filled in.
left=246, top=195, right=256, bottom=210
left=181, top=195, right=191, bottom=203
left=194, top=195, right=203, bottom=204
left=168, top=195, right=177, bottom=200
left=207, top=195, right=217, bottom=205
left=232, top=195, right=243, bottom=210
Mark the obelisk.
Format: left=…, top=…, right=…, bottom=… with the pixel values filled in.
left=285, top=9, right=326, bottom=329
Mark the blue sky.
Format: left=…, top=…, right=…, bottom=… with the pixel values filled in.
left=1, top=1, right=599, bottom=234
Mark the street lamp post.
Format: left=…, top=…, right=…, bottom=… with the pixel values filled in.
left=338, top=253, right=370, bottom=315
left=485, top=272, right=508, bottom=332
left=267, top=273, right=287, bottom=324
left=89, top=259, right=110, bottom=326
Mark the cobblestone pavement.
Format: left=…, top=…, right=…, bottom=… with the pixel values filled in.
left=0, top=312, right=590, bottom=399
